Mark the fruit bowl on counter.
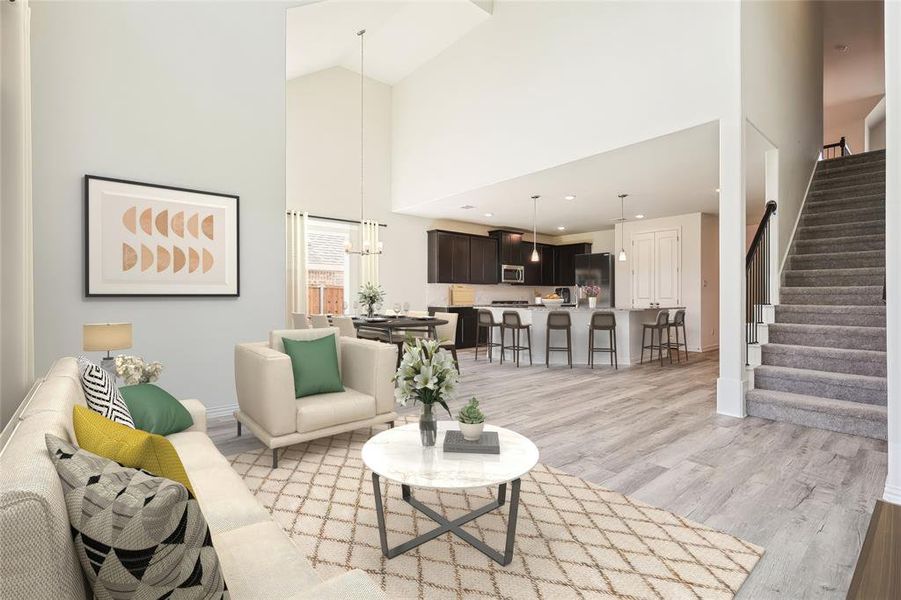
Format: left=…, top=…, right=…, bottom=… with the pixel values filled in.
left=541, top=293, right=565, bottom=308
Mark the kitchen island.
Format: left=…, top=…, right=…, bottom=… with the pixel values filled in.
left=476, top=305, right=683, bottom=366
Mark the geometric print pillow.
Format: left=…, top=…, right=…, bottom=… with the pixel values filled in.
left=45, top=434, right=227, bottom=600
left=77, top=356, right=135, bottom=428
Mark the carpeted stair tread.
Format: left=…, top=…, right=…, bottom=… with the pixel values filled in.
left=805, top=194, right=884, bottom=213
left=790, top=234, right=884, bottom=254
left=788, top=250, right=884, bottom=270
left=814, top=160, right=886, bottom=178
left=774, top=304, right=885, bottom=327
left=795, top=219, right=884, bottom=240
left=811, top=174, right=886, bottom=192
left=782, top=266, right=886, bottom=287
left=780, top=286, right=885, bottom=306
left=801, top=206, right=885, bottom=226
left=817, top=149, right=885, bottom=167
left=767, top=322, right=886, bottom=351
left=761, top=343, right=887, bottom=377
left=754, top=365, right=886, bottom=404
left=807, top=182, right=885, bottom=199
left=746, top=389, right=886, bottom=440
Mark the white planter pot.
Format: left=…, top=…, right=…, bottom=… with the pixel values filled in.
left=458, top=422, right=484, bottom=441
left=588, top=297, right=597, bottom=308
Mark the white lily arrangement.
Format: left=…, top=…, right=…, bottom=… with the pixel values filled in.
left=393, top=337, right=459, bottom=417
left=114, top=355, right=163, bottom=385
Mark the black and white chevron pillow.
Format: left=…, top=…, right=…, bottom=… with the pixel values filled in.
left=77, top=356, right=135, bottom=428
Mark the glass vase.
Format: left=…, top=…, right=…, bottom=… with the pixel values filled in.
left=419, top=403, right=437, bottom=447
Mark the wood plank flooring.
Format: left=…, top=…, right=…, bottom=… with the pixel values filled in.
left=209, top=349, right=887, bottom=599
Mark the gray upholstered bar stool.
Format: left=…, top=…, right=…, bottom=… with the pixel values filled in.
left=475, top=309, right=502, bottom=362
left=500, top=310, right=532, bottom=367
left=545, top=310, right=573, bottom=368
left=640, top=310, right=671, bottom=366
left=667, top=309, right=688, bottom=363
left=588, top=311, right=617, bottom=369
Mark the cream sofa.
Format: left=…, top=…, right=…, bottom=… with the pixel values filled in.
left=234, top=327, right=397, bottom=468
left=0, top=357, right=386, bottom=600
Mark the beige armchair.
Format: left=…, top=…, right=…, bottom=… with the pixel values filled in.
left=234, top=327, right=397, bottom=467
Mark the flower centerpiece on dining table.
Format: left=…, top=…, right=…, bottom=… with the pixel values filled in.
left=393, top=337, right=459, bottom=447
left=358, top=282, right=386, bottom=318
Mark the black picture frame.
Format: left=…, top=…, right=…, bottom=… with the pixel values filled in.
left=84, top=175, right=240, bottom=297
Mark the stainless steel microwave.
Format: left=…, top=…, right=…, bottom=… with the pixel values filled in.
left=500, top=264, right=525, bottom=283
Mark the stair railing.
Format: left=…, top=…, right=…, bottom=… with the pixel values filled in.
left=746, top=200, right=778, bottom=364
left=822, top=136, right=851, bottom=159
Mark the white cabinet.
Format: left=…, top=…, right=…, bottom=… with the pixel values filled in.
left=630, top=228, right=680, bottom=307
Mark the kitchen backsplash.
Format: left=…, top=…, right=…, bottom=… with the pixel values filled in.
left=426, top=284, right=574, bottom=307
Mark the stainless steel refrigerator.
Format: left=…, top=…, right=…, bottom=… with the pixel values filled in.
left=574, top=253, right=615, bottom=308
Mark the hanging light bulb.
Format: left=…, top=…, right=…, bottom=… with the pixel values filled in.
left=617, top=193, right=629, bottom=262
left=530, top=195, right=540, bottom=262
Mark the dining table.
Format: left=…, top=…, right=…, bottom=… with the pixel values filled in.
left=351, top=315, right=449, bottom=342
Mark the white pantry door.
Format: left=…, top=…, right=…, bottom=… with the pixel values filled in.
left=654, top=229, right=681, bottom=306
left=631, top=231, right=656, bottom=307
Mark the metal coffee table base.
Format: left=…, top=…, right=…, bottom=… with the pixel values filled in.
left=371, top=473, right=522, bottom=566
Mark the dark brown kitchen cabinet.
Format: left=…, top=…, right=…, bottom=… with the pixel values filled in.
left=554, top=243, right=592, bottom=286
left=521, top=241, right=541, bottom=285
left=519, top=242, right=558, bottom=286
left=428, top=306, right=483, bottom=348
left=427, top=230, right=471, bottom=283
left=489, top=230, right=524, bottom=266
left=469, top=236, right=498, bottom=284
left=539, top=244, right=557, bottom=285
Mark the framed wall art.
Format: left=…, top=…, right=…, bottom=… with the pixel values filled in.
left=85, top=175, right=239, bottom=297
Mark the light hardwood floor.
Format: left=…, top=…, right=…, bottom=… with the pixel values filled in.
left=209, top=349, right=887, bottom=599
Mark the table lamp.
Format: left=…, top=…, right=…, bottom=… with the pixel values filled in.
left=83, top=322, right=132, bottom=378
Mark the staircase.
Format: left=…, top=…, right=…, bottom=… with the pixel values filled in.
left=747, top=149, right=887, bottom=440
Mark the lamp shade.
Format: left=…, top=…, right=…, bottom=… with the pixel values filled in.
left=83, top=323, right=133, bottom=352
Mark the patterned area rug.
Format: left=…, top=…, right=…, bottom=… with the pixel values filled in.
left=228, top=422, right=763, bottom=600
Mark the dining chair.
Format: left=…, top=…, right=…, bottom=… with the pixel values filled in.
left=433, top=311, right=460, bottom=372
left=332, top=316, right=357, bottom=338
left=291, top=313, right=310, bottom=329
left=310, top=314, right=331, bottom=329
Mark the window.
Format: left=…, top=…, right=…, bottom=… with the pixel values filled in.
left=305, top=218, right=359, bottom=315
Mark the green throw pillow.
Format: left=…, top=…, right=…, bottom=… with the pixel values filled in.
left=282, top=334, right=344, bottom=398
left=119, top=384, right=194, bottom=436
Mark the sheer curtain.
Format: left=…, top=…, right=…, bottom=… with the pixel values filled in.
left=0, top=0, right=35, bottom=428
left=286, top=211, right=309, bottom=327
left=361, top=219, right=380, bottom=285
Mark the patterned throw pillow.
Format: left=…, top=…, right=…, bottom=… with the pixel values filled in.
left=46, top=434, right=227, bottom=600
left=77, top=356, right=135, bottom=428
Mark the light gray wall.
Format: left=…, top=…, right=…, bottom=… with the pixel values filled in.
left=30, top=1, right=289, bottom=415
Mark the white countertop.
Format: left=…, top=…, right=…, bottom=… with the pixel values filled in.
left=361, top=422, right=539, bottom=489
left=475, top=305, right=683, bottom=312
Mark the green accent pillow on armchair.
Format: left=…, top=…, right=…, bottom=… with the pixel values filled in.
left=282, top=334, right=344, bottom=398
left=119, top=384, right=194, bottom=436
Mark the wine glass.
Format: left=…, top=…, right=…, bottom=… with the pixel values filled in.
left=402, top=301, right=410, bottom=314
left=393, top=302, right=401, bottom=316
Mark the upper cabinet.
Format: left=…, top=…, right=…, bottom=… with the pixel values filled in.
left=428, top=230, right=498, bottom=284
left=554, top=243, right=592, bottom=286
left=469, top=235, right=499, bottom=284
left=489, top=230, right=524, bottom=266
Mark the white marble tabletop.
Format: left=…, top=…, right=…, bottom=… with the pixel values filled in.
left=362, top=422, right=539, bottom=490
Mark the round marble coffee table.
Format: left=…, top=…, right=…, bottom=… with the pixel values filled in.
left=362, top=421, right=539, bottom=566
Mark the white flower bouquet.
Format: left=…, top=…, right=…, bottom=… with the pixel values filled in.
left=114, top=355, right=163, bottom=385
left=393, top=337, right=459, bottom=417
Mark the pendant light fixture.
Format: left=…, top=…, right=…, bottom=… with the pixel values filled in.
left=530, top=195, right=540, bottom=262
left=345, top=28, right=383, bottom=257
left=617, top=193, right=629, bottom=262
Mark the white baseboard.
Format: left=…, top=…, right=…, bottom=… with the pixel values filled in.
left=700, top=343, right=720, bottom=352
left=206, top=403, right=238, bottom=420
left=884, top=484, right=901, bottom=505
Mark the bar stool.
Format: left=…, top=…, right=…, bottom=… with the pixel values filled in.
left=545, top=310, right=573, bottom=368
left=641, top=310, right=671, bottom=366
left=588, top=311, right=617, bottom=369
left=667, top=309, right=688, bottom=363
left=475, top=309, right=502, bottom=362
left=500, top=311, right=532, bottom=367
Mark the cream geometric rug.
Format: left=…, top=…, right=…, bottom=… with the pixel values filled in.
left=228, top=422, right=763, bottom=600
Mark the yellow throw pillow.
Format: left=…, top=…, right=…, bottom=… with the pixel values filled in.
left=73, top=405, right=194, bottom=495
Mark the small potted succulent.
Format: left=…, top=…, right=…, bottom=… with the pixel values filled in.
left=584, top=285, right=601, bottom=309
left=457, top=397, right=485, bottom=441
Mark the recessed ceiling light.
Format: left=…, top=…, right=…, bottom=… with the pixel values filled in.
left=834, top=44, right=849, bottom=53
left=460, top=204, right=475, bottom=210
left=564, top=195, right=575, bottom=200
left=714, top=188, right=720, bottom=193
left=484, top=212, right=494, bottom=217
left=557, top=226, right=566, bottom=231
left=635, top=214, right=645, bottom=219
